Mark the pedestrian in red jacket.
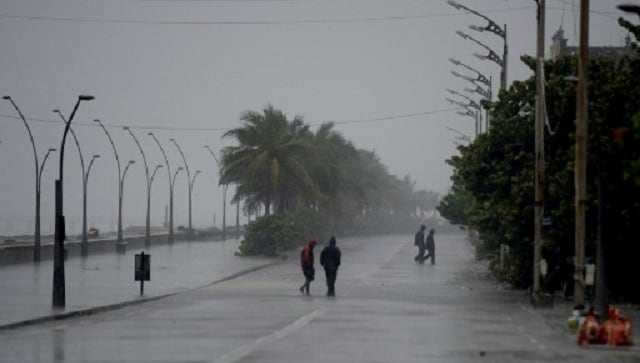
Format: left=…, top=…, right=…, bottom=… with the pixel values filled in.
left=299, top=240, right=317, bottom=295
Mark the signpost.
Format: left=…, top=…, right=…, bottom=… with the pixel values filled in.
left=135, top=252, right=150, bottom=296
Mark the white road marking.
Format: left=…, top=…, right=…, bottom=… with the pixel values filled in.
left=215, top=307, right=326, bottom=363
left=381, top=240, right=407, bottom=266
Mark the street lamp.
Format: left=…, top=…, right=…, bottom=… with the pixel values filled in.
left=204, top=145, right=228, bottom=241
left=618, top=4, right=640, bottom=18
left=446, top=88, right=481, bottom=110
left=446, top=126, right=471, bottom=143
left=171, top=166, right=184, bottom=236
left=150, top=164, right=164, bottom=195
left=123, top=126, right=152, bottom=248
left=52, top=94, right=94, bottom=308
left=148, top=132, right=176, bottom=244
left=190, top=170, right=202, bottom=232
left=169, top=138, right=194, bottom=236
left=446, top=95, right=481, bottom=137
left=54, top=110, right=99, bottom=257
left=450, top=58, right=493, bottom=131
left=446, top=88, right=482, bottom=136
left=448, top=0, right=508, bottom=90
left=94, top=119, right=130, bottom=246
left=2, top=96, right=59, bottom=262
left=121, top=160, right=136, bottom=243
left=83, top=155, right=100, bottom=252
left=455, top=30, right=505, bottom=93
left=449, top=58, right=491, bottom=87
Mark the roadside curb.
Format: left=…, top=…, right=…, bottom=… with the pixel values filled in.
left=0, top=259, right=281, bottom=331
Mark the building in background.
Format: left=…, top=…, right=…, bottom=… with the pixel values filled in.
left=549, top=27, right=632, bottom=60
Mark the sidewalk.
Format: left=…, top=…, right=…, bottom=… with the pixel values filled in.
left=0, top=238, right=276, bottom=328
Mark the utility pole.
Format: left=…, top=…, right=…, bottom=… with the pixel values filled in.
left=532, top=0, right=546, bottom=305
left=574, top=0, right=589, bottom=308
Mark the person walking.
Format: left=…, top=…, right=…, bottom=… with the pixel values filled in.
left=320, top=236, right=341, bottom=297
left=299, top=239, right=317, bottom=295
left=424, top=229, right=436, bottom=265
left=414, top=225, right=426, bottom=264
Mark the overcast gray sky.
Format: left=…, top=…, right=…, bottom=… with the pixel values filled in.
left=0, top=0, right=634, bottom=235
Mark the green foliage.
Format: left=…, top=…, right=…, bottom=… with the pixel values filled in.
left=440, top=29, right=640, bottom=296
left=239, top=214, right=303, bottom=256
left=223, top=105, right=442, bottom=257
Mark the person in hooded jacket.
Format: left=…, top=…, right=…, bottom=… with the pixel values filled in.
left=299, top=239, right=317, bottom=295
left=320, top=236, right=342, bottom=297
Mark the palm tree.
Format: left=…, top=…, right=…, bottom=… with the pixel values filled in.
left=220, top=105, right=316, bottom=215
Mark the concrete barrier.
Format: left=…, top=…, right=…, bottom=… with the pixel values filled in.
left=0, top=231, right=239, bottom=266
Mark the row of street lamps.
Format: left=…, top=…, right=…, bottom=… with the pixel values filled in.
left=445, top=0, right=508, bottom=139
left=2, top=96, right=231, bottom=264
left=2, top=95, right=236, bottom=307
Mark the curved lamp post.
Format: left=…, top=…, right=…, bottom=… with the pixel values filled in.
left=52, top=94, right=94, bottom=307
left=54, top=109, right=100, bottom=257
left=82, top=155, right=100, bottom=253
left=123, top=127, right=152, bottom=248
left=446, top=88, right=482, bottom=136
left=204, top=145, right=228, bottom=241
left=171, top=166, right=184, bottom=236
left=120, top=160, right=136, bottom=242
left=2, top=96, right=58, bottom=262
left=148, top=133, right=176, bottom=243
left=446, top=95, right=480, bottom=137
left=150, top=164, right=164, bottom=198
left=94, top=119, right=131, bottom=245
left=448, top=0, right=508, bottom=90
left=169, top=138, right=194, bottom=235
left=450, top=65, right=492, bottom=131
left=190, top=170, right=202, bottom=231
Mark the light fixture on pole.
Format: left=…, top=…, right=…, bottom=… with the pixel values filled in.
left=205, top=145, right=228, bottom=241
left=447, top=0, right=508, bottom=90
left=94, top=119, right=128, bottom=247
left=446, top=126, right=471, bottom=143
left=446, top=95, right=481, bottom=137
left=3, top=96, right=57, bottom=262
left=54, top=109, right=98, bottom=257
left=618, top=4, right=640, bottom=18
left=170, top=138, right=194, bottom=236
left=148, top=132, right=175, bottom=243
left=52, top=94, right=94, bottom=307
left=123, top=126, right=152, bottom=248
left=171, top=166, right=184, bottom=237
left=449, top=58, right=491, bottom=87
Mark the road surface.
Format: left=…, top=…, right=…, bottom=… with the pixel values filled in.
left=1, top=233, right=637, bottom=363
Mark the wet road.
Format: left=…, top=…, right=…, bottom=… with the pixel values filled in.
left=1, top=234, right=638, bottom=362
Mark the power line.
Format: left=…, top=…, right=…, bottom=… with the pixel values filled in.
left=0, top=7, right=535, bottom=26
left=0, top=107, right=459, bottom=132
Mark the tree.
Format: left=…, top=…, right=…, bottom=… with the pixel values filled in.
left=220, top=105, right=316, bottom=215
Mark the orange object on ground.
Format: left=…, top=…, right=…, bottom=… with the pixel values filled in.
left=597, top=306, right=634, bottom=347
left=578, top=308, right=601, bottom=346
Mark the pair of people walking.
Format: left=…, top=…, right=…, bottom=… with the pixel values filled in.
left=299, top=237, right=341, bottom=296
left=414, top=225, right=435, bottom=265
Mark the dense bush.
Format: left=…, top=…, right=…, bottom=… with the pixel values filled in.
left=238, top=213, right=304, bottom=256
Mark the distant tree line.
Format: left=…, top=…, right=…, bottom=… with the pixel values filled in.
left=220, top=105, right=440, bottom=256
left=438, top=19, right=640, bottom=302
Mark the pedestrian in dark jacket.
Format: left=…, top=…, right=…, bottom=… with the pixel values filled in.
left=414, top=225, right=426, bottom=264
left=320, top=236, right=342, bottom=297
left=299, top=239, right=317, bottom=295
left=424, top=229, right=436, bottom=265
